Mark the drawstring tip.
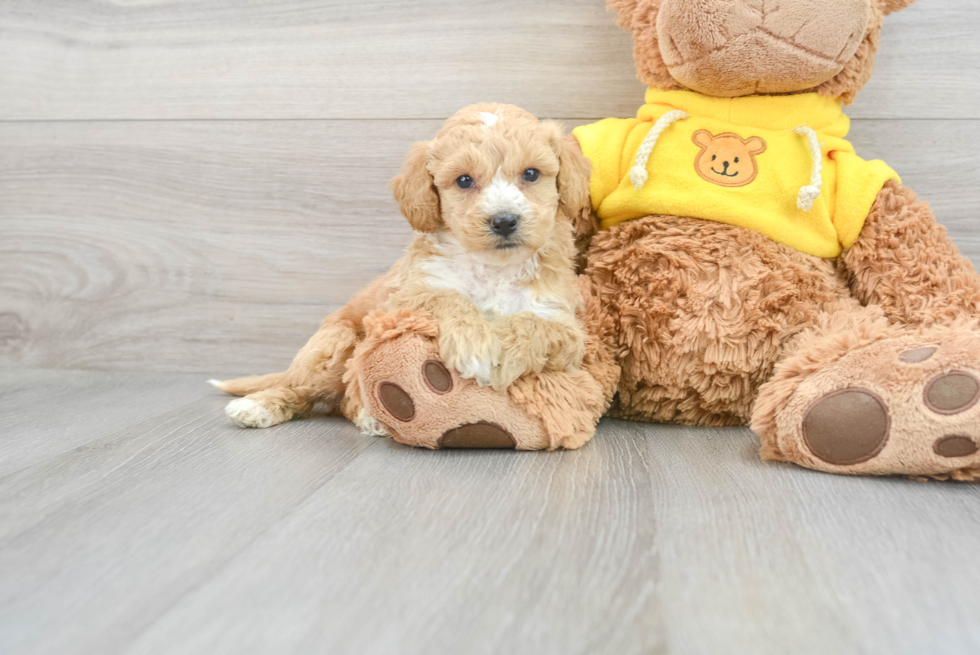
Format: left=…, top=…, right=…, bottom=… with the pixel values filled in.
left=630, top=166, right=648, bottom=190
left=797, top=185, right=820, bottom=212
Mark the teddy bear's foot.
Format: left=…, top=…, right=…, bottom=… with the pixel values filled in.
left=342, top=311, right=555, bottom=450
left=753, top=317, right=980, bottom=480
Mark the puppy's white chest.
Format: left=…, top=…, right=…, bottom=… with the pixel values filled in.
left=422, top=253, right=560, bottom=320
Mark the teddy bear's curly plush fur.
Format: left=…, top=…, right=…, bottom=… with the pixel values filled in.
left=349, top=0, right=980, bottom=480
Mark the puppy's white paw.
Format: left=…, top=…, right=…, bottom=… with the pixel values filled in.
left=354, top=407, right=390, bottom=437
left=225, top=398, right=276, bottom=428
left=457, top=354, right=494, bottom=387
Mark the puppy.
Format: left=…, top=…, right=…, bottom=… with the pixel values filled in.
left=212, top=103, right=595, bottom=432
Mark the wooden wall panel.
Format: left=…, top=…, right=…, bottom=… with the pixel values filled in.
left=1, top=118, right=977, bottom=373
left=0, top=0, right=975, bottom=121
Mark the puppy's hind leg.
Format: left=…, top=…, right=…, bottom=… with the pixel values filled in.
left=221, top=321, right=361, bottom=428
left=215, top=273, right=393, bottom=429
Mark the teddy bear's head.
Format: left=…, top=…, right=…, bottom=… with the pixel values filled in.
left=609, top=0, right=918, bottom=103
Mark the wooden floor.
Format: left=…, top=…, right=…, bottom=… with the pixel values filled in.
left=1, top=368, right=979, bottom=655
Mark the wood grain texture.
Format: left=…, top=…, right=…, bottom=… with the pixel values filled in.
left=0, top=370, right=378, bottom=655
left=0, top=368, right=207, bottom=477
left=0, top=0, right=644, bottom=121
left=2, top=118, right=978, bottom=373
left=0, top=0, right=975, bottom=121
left=1, top=370, right=979, bottom=655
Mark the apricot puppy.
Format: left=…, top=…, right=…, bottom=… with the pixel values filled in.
left=212, top=103, right=593, bottom=433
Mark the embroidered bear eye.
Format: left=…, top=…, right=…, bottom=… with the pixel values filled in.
left=522, top=168, right=540, bottom=183
left=455, top=175, right=474, bottom=189
left=734, top=157, right=740, bottom=164
left=711, top=155, right=716, bottom=161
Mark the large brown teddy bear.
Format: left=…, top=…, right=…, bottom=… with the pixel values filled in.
left=349, top=0, right=980, bottom=480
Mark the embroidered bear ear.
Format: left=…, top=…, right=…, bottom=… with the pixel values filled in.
left=745, top=137, right=767, bottom=155
left=692, top=130, right=713, bottom=149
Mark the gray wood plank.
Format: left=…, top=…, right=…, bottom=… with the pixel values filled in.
left=0, top=368, right=209, bottom=477
left=0, top=0, right=974, bottom=121
left=125, top=421, right=980, bottom=655
left=2, top=371, right=978, bottom=655
left=0, top=373, right=378, bottom=655
left=2, top=118, right=978, bottom=373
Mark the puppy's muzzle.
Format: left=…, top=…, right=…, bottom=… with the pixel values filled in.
left=489, top=213, right=519, bottom=238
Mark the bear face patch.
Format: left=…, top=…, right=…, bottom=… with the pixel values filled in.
left=692, top=130, right=767, bottom=188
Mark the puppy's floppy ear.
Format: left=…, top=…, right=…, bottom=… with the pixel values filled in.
left=391, top=141, right=441, bottom=233
left=881, top=0, right=918, bottom=15
left=607, top=0, right=642, bottom=30
left=545, top=122, right=598, bottom=261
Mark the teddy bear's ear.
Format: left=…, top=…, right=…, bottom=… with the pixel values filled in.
left=607, top=0, right=642, bottom=30
left=881, top=0, right=919, bottom=15
left=391, top=141, right=442, bottom=233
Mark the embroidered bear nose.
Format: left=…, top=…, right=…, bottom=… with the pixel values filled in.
left=489, top=213, right=519, bottom=237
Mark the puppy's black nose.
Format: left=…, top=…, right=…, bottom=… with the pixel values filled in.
left=489, top=213, right=519, bottom=237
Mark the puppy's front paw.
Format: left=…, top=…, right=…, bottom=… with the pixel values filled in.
left=456, top=354, right=494, bottom=387
left=438, top=325, right=499, bottom=387
left=489, top=347, right=543, bottom=391
left=548, top=329, right=587, bottom=373
left=225, top=397, right=276, bottom=428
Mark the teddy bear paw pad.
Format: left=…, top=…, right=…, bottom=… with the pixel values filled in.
left=923, top=371, right=979, bottom=415
left=352, top=329, right=549, bottom=450
left=802, top=388, right=889, bottom=465
left=439, top=422, right=516, bottom=449
left=934, top=435, right=979, bottom=458
left=767, top=329, right=980, bottom=479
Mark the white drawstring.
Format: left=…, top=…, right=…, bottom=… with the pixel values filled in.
left=630, top=110, right=689, bottom=190
left=793, top=125, right=823, bottom=211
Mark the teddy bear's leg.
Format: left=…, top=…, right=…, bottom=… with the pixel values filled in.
left=841, top=180, right=980, bottom=324
left=752, top=181, right=980, bottom=479
left=752, top=301, right=980, bottom=480
left=344, top=294, right=619, bottom=450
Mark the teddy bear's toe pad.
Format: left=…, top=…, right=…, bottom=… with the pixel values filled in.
left=924, top=371, right=979, bottom=414
left=898, top=346, right=937, bottom=363
left=803, top=388, right=890, bottom=465
left=439, top=422, right=516, bottom=449
left=378, top=382, right=416, bottom=421
left=934, top=435, right=979, bottom=458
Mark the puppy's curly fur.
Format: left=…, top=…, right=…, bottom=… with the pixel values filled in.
left=214, top=104, right=594, bottom=430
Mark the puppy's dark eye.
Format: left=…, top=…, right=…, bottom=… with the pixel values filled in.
left=734, top=157, right=739, bottom=164
left=522, top=168, right=540, bottom=183
left=455, top=175, right=474, bottom=189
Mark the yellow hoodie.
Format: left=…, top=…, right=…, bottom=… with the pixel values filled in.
left=572, top=89, right=900, bottom=258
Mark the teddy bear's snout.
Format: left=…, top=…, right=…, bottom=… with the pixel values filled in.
left=655, top=0, right=872, bottom=97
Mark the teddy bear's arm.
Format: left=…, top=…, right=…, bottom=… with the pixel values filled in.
left=840, top=181, right=980, bottom=325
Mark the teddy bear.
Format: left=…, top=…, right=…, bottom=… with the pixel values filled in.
left=348, top=0, right=980, bottom=481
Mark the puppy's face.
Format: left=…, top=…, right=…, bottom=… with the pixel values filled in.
left=392, top=105, right=569, bottom=264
